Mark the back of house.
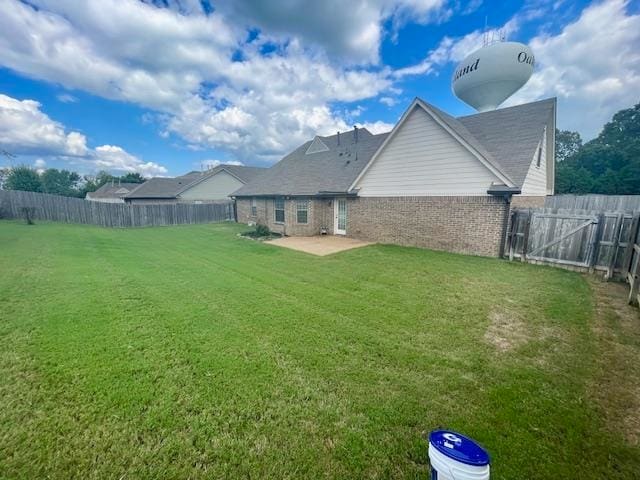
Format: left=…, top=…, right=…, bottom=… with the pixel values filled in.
left=233, top=97, right=556, bottom=257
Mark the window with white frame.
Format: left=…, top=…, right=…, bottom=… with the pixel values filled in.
left=296, top=199, right=309, bottom=224
left=274, top=198, right=285, bottom=223
left=251, top=198, right=257, bottom=216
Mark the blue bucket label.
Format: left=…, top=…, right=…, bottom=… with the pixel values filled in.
left=429, top=430, right=490, bottom=467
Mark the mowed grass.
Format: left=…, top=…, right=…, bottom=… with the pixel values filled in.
left=0, top=221, right=639, bottom=479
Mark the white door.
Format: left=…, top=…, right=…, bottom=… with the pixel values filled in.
left=334, top=198, right=347, bottom=235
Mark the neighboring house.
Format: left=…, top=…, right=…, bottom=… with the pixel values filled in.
left=125, top=165, right=265, bottom=205
left=233, top=97, right=556, bottom=257
left=86, top=182, right=140, bottom=203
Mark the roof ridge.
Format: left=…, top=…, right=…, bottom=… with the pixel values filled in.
left=456, top=97, right=556, bottom=120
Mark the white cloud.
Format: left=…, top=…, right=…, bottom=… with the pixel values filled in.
left=217, top=0, right=449, bottom=64
left=56, top=93, right=77, bottom=103
left=0, top=92, right=168, bottom=176
left=34, top=158, right=46, bottom=173
left=0, top=0, right=436, bottom=164
left=201, top=159, right=245, bottom=170
left=359, top=121, right=394, bottom=134
left=93, top=145, right=168, bottom=176
left=0, top=94, right=88, bottom=156
left=379, top=96, right=397, bottom=107
left=508, top=0, right=640, bottom=139
left=1, top=0, right=634, bottom=164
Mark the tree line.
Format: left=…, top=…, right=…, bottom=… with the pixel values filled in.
left=555, top=103, right=640, bottom=194
left=0, top=167, right=146, bottom=198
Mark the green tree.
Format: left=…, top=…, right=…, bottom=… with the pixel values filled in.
left=556, top=103, right=640, bottom=194
left=95, top=170, right=116, bottom=187
left=4, top=166, right=42, bottom=192
left=41, top=169, right=82, bottom=197
left=555, top=129, right=582, bottom=163
left=119, top=172, right=146, bottom=183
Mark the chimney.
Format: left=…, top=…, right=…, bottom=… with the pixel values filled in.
left=353, top=125, right=358, bottom=143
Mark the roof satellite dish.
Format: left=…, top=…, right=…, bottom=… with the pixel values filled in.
left=452, top=41, right=534, bottom=112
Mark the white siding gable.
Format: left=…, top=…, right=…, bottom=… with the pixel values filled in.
left=179, top=170, right=244, bottom=201
left=355, top=106, right=501, bottom=196
left=520, top=127, right=547, bottom=196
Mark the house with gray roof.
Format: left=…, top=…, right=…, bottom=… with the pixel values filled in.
left=233, top=97, right=556, bottom=257
left=86, top=182, right=141, bottom=203
left=125, top=164, right=265, bottom=205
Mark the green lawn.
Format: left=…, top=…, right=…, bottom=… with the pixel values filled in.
left=1, top=221, right=639, bottom=479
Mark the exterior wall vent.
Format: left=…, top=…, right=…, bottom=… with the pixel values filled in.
left=306, top=136, right=330, bottom=155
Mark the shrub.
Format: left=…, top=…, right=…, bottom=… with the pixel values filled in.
left=255, top=223, right=270, bottom=237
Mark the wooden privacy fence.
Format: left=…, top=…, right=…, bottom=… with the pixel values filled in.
left=0, top=190, right=234, bottom=227
left=507, top=207, right=640, bottom=306
left=545, top=194, right=640, bottom=212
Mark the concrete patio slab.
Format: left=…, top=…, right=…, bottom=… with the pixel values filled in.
left=265, top=236, right=374, bottom=256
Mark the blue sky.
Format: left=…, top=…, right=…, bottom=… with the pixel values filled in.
left=0, top=0, right=638, bottom=177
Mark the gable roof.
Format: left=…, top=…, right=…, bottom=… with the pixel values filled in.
left=234, top=97, right=556, bottom=198
left=86, top=182, right=140, bottom=199
left=232, top=128, right=389, bottom=197
left=126, top=165, right=265, bottom=199
left=457, top=98, right=556, bottom=187
left=350, top=98, right=517, bottom=191
left=125, top=173, right=202, bottom=199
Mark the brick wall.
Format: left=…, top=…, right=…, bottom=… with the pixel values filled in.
left=236, top=197, right=334, bottom=235
left=346, top=196, right=509, bottom=257
left=511, top=195, right=546, bottom=209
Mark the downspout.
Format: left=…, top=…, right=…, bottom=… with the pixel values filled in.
left=498, top=193, right=513, bottom=258
left=488, top=186, right=521, bottom=258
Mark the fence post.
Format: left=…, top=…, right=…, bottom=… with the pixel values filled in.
left=521, top=210, right=532, bottom=263
left=621, top=213, right=640, bottom=278
left=629, top=249, right=640, bottom=306
left=588, top=213, right=605, bottom=274
left=506, top=209, right=517, bottom=260
left=606, top=213, right=624, bottom=279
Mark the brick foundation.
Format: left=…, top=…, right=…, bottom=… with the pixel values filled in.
left=346, top=196, right=509, bottom=257
left=237, top=195, right=511, bottom=257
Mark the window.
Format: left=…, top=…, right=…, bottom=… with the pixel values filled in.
left=274, top=198, right=285, bottom=223
left=536, top=146, right=542, bottom=168
left=251, top=198, right=257, bottom=216
left=296, top=200, right=309, bottom=224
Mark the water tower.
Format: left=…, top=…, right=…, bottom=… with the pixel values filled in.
left=452, top=40, right=534, bottom=112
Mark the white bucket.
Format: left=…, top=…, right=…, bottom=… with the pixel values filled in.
left=428, top=430, right=490, bottom=480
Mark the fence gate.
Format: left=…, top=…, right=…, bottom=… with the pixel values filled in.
left=508, top=210, right=600, bottom=268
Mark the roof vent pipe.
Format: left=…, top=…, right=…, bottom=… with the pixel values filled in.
left=337, top=131, right=340, bottom=146
left=353, top=125, right=358, bottom=143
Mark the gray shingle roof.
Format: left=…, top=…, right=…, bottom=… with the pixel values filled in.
left=233, top=97, right=555, bottom=197
left=457, top=98, right=556, bottom=186
left=86, top=182, right=140, bottom=199
left=233, top=128, right=389, bottom=196
left=216, top=165, right=265, bottom=184
left=126, top=165, right=266, bottom=199
left=125, top=173, right=202, bottom=199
